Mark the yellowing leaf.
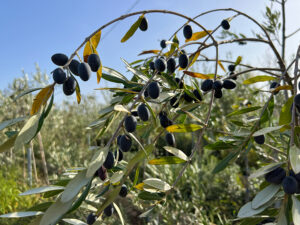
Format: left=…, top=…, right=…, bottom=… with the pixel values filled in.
left=148, top=156, right=186, bottom=165
left=235, top=56, right=242, bottom=65
left=179, top=51, right=200, bottom=70
left=75, top=82, right=81, bottom=104
left=97, top=60, right=102, bottom=84
left=143, top=178, right=171, bottom=191
left=30, top=85, right=54, bottom=115
left=218, top=60, right=226, bottom=72
left=166, top=124, right=202, bottom=133
left=134, top=182, right=144, bottom=190
left=83, top=30, right=101, bottom=62
left=183, top=71, right=214, bottom=79
left=273, top=85, right=292, bottom=92
left=243, top=76, right=276, bottom=85
left=185, top=30, right=212, bottom=42
left=138, top=50, right=160, bottom=56
left=121, top=14, right=144, bottom=43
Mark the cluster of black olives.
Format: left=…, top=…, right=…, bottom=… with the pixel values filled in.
left=51, top=52, right=101, bottom=96
left=265, top=167, right=300, bottom=195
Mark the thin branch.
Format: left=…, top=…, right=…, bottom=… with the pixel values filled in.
left=286, top=28, right=300, bottom=39
left=290, top=45, right=300, bottom=147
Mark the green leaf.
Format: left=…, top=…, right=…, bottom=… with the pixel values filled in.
left=138, top=191, right=165, bottom=201
left=39, top=195, right=76, bottom=225
left=0, top=134, right=17, bottom=153
left=0, top=117, right=27, bottom=131
left=204, top=141, right=236, bottom=150
left=237, top=201, right=272, bottom=218
left=235, top=56, right=242, bottom=65
left=279, top=96, right=293, bottom=126
left=253, top=125, right=283, bottom=136
left=102, top=66, right=129, bottom=84
left=212, top=151, right=239, bottom=174
left=243, top=76, right=276, bottom=85
left=19, top=186, right=65, bottom=196
left=61, top=170, right=91, bottom=203
left=148, top=156, right=186, bottom=165
left=163, top=146, right=188, bottom=161
left=86, top=147, right=109, bottom=178
left=249, top=162, right=284, bottom=179
left=290, top=145, right=300, bottom=174
left=143, top=178, right=171, bottom=191
left=292, top=196, right=300, bottom=224
left=251, top=184, right=280, bottom=209
left=166, top=124, right=202, bottom=133
left=27, top=202, right=54, bottom=212
left=67, top=180, right=92, bottom=214
left=260, top=96, right=274, bottom=124
left=121, top=14, right=144, bottom=43
left=110, top=171, right=124, bottom=184
left=226, top=106, right=261, bottom=117
left=0, top=211, right=44, bottom=218
left=14, top=87, right=42, bottom=101
left=14, top=115, right=40, bottom=150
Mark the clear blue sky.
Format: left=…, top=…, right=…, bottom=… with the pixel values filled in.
left=1, top=0, right=299, bottom=100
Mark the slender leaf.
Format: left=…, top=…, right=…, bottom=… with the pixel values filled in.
left=227, top=106, right=261, bottom=117
left=251, top=184, right=280, bottom=209
left=121, top=15, right=144, bottom=43
left=166, top=124, right=202, bottom=133
left=243, top=76, right=276, bottom=85
left=185, top=30, right=212, bottom=42
left=148, top=156, right=186, bottom=165
left=163, top=146, right=188, bottom=161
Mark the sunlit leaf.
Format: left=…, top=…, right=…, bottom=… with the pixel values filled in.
left=163, top=146, right=188, bottom=161
left=166, top=124, right=202, bottom=133
left=30, top=85, right=54, bottom=115
left=121, top=14, right=144, bottom=43
left=185, top=30, right=212, bottom=42
left=113, top=203, right=124, bottom=225
left=0, top=211, right=44, bottom=218
left=290, top=145, right=300, bottom=174
left=62, top=218, right=87, bottom=225
left=83, top=30, right=101, bottom=62
left=113, top=104, right=129, bottom=113
left=143, top=178, right=171, bottom=191
left=110, top=171, right=124, bottom=184
left=95, top=88, right=138, bottom=94
left=243, top=76, right=276, bottom=85
left=179, top=51, right=200, bottom=70
left=148, top=156, right=186, bottom=165
left=14, top=87, right=42, bottom=101
left=138, top=50, right=160, bottom=56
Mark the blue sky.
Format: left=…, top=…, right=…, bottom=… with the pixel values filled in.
left=1, top=0, right=299, bottom=101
